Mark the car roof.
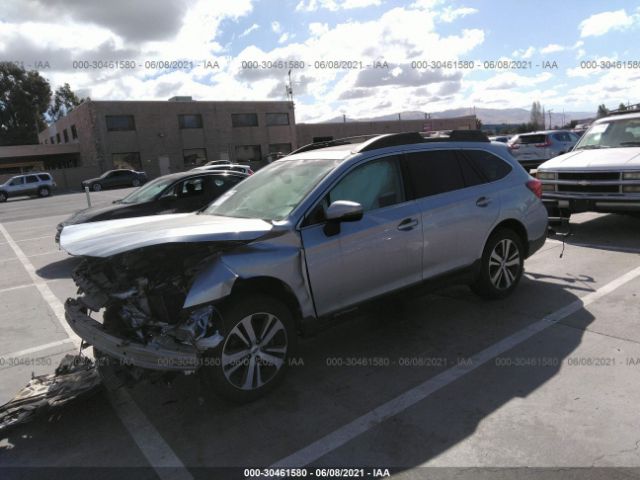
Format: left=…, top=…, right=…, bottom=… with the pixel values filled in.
left=154, top=170, right=248, bottom=182
left=595, top=111, right=640, bottom=123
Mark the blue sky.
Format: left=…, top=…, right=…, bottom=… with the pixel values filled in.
left=1, top=0, right=639, bottom=121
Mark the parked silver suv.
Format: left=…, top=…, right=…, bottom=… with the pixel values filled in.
left=60, top=131, right=547, bottom=402
left=508, top=130, right=577, bottom=171
left=0, top=172, right=56, bottom=202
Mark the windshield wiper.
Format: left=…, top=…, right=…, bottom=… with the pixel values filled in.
left=620, top=141, right=640, bottom=146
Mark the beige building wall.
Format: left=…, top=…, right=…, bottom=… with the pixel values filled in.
left=296, top=115, right=477, bottom=147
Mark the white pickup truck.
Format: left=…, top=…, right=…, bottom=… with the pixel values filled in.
left=536, top=111, right=640, bottom=221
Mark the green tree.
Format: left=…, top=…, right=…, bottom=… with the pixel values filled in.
left=618, top=103, right=627, bottom=112
left=529, top=101, right=544, bottom=130
left=0, top=62, right=52, bottom=146
left=48, top=83, right=84, bottom=122
left=596, top=104, right=609, bottom=118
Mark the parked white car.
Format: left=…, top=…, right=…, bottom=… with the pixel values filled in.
left=536, top=111, right=640, bottom=221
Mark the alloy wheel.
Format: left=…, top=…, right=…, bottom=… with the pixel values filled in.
left=221, top=312, right=288, bottom=391
left=488, top=238, right=521, bottom=290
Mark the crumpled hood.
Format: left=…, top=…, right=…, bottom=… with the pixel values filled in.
left=539, top=147, right=640, bottom=170
left=60, top=213, right=273, bottom=257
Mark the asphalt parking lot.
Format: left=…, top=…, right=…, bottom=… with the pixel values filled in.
left=0, top=189, right=639, bottom=479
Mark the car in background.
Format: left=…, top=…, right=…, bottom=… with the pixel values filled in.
left=489, top=135, right=512, bottom=143
left=81, top=169, right=148, bottom=191
left=192, top=164, right=254, bottom=175
left=0, top=172, right=56, bottom=202
left=57, top=170, right=248, bottom=242
left=537, top=112, right=640, bottom=221
left=202, top=160, right=234, bottom=167
left=60, top=130, right=547, bottom=402
left=507, top=130, right=577, bottom=171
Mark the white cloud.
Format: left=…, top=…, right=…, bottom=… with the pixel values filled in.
left=271, top=21, right=281, bottom=33
left=295, top=0, right=381, bottom=12
left=309, top=22, right=329, bottom=36
left=540, top=43, right=564, bottom=54
left=240, top=23, right=259, bottom=37
left=512, top=46, right=535, bottom=59
left=579, top=9, right=637, bottom=37
left=439, top=6, right=478, bottom=23
left=278, top=32, right=290, bottom=44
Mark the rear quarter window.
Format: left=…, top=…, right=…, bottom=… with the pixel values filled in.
left=517, top=134, right=547, bottom=145
left=463, top=150, right=512, bottom=182
left=37, top=174, right=51, bottom=181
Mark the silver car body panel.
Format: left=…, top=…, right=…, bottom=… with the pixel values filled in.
left=60, top=213, right=273, bottom=257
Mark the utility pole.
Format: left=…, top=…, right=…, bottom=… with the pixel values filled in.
left=285, top=69, right=294, bottom=102
left=548, top=109, right=553, bottom=129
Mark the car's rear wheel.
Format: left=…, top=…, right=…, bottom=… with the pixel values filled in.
left=0, top=192, right=7, bottom=202
left=92, top=183, right=102, bottom=192
left=471, top=228, right=524, bottom=299
left=200, top=294, right=295, bottom=403
left=132, top=178, right=141, bottom=187
left=37, top=186, right=50, bottom=198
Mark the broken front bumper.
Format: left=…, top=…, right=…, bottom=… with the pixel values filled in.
left=65, top=299, right=202, bottom=371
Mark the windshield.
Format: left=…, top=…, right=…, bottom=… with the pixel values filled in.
left=576, top=117, right=640, bottom=149
left=205, top=159, right=337, bottom=221
left=119, top=176, right=175, bottom=204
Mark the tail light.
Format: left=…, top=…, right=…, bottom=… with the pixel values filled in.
left=508, top=143, right=519, bottom=150
left=248, top=169, right=254, bottom=175
left=535, top=137, right=552, bottom=148
left=526, top=179, right=543, bottom=199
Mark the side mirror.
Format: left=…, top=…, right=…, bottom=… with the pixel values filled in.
left=323, top=200, right=363, bottom=236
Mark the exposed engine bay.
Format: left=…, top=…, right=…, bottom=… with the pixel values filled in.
left=70, top=243, right=234, bottom=365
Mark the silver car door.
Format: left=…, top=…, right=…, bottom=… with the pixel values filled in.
left=300, top=155, right=423, bottom=317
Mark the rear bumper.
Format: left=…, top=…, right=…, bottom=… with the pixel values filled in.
left=65, top=299, right=200, bottom=371
left=528, top=232, right=546, bottom=258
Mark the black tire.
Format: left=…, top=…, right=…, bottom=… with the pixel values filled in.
left=0, top=191, right=7, bottom=202
left=92, top=183, right=102, bottom=192
left=132, top=178, right=141, bottom=187
left=471, top=228, right=524, bottom=299
left=37, top=186, right=50, bottom=198
left=199, top=294, right=295, bottom=403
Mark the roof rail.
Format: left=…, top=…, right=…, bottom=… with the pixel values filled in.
left=289, top=134, right=381, bottom=155
left=357, top=129, right=489, bottom=152
left=290, top=130, right=489, bottom=156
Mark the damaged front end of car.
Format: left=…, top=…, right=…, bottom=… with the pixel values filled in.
left=65, top=243, right=236, bottom=375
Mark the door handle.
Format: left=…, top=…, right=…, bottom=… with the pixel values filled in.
left=476, top=196, right=491, bottom=208
left=398, top=218, right=419, bottom=231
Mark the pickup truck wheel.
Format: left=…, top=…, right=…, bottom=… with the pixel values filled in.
left=92, top=183, right=102, bottom=192
left=471, top=228, right=524, bottom=299
left=37, top=186, right=50, bottom=197
left=200, top=294, right=295, bottom=403
left=0, top=192, right=6, bottom=202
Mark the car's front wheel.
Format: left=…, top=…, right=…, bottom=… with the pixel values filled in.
left=471, top=228, right=524, bottom=299
left=200, top=294, right=295, bottom=403
left=132, top=178, right=141, bottom=187
left=37, top=186, right=50, bottom=197
left=0, top=192, right=7, bottom=202
left=92, top=183, right=102, bottom=192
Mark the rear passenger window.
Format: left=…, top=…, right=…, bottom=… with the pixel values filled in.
left=26, top=175, right=39, bottom=183
left=37, top=174, right=50, bottom=181
left=404, top=150, right=465, bottom=197
left=463, top=150, right=512, bottom=182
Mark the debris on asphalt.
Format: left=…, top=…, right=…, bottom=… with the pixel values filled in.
left=0, top=354, right=101, bottom=432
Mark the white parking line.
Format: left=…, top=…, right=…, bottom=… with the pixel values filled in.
left=1, top=338, right=75, bottom=359
left=271, top=263, right=640, bottom=468
left=0, top=222, right=193, bottom=480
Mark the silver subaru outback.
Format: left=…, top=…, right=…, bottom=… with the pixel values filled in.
left=61, top=131, right=548, bottom=402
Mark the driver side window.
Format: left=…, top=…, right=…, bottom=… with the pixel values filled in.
left=305, top=156, right=404, bottom=226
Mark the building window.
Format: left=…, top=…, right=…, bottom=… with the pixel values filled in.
left=56, top=133, right=61, bottom=143
left=106, top=115, right=136, bottom=131
left=50, top=136, right=54, bottom=144
left=268, top=143, right=292, bottom=154
left=178, top=114, right=203, bottom=129
left=183, top=148, right=207, bottom=166
left=63, top=129, right=69, bottom=143
left=71, top=124, right=78, bottom=139
left=235, top=145, right=262, bottom=162
left=266, top=113, right=290, bottom=126
left=231, top=113, right=258, bottom=127
left=112, top=152, right=142, bottom=170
